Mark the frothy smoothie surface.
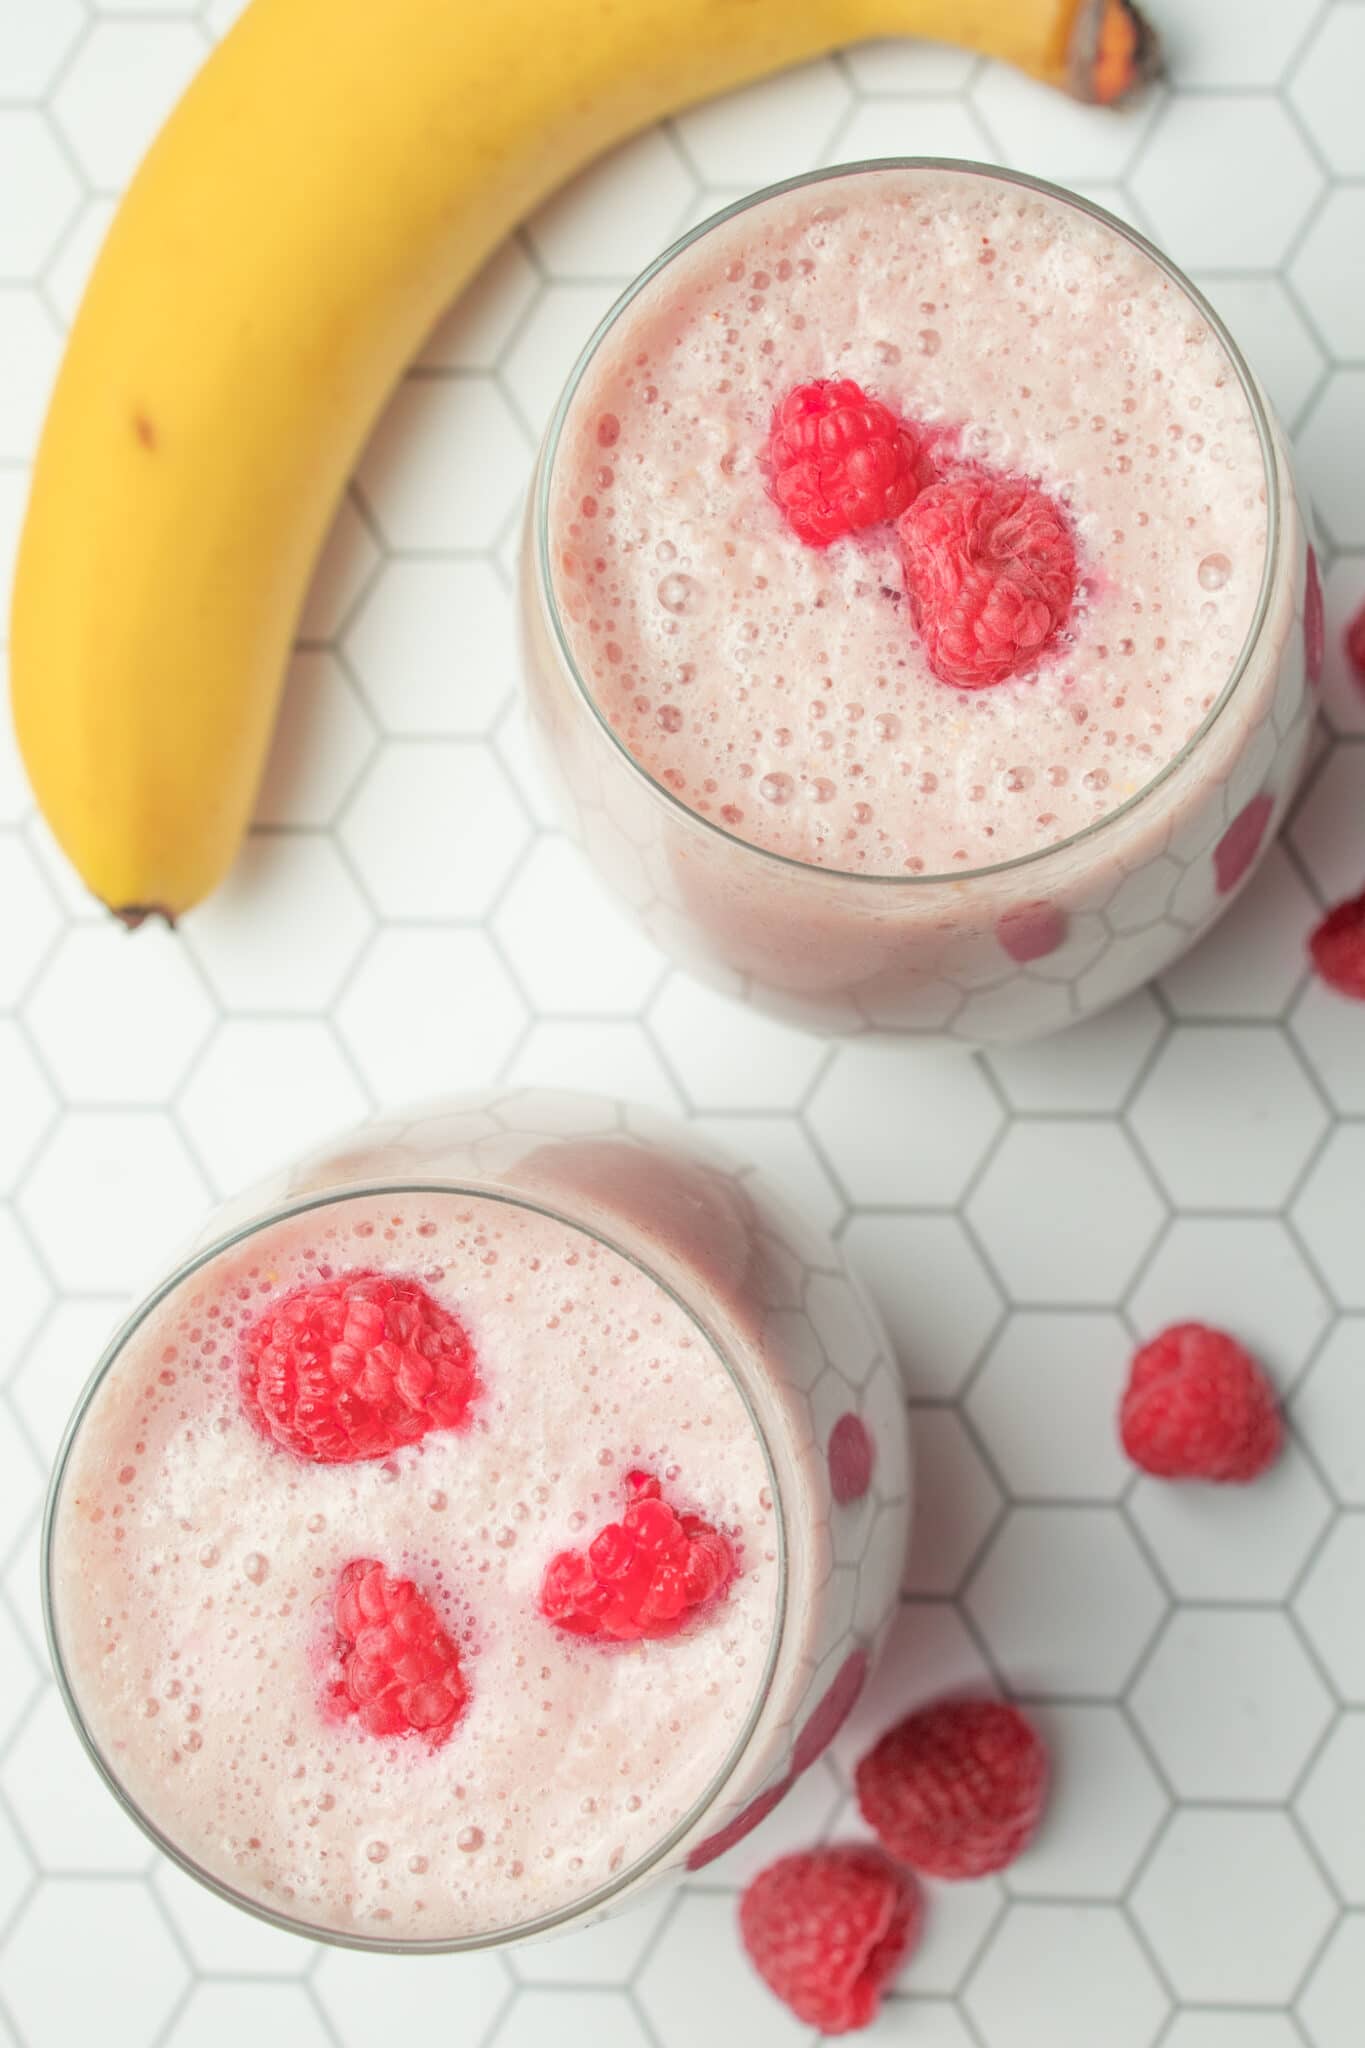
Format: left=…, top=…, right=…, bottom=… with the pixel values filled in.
left=548, top=166, right=1269, bottom=875
left=51, top=1194, right=779, bottom=1941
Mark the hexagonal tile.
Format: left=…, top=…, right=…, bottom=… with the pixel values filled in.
left=0, top=658, right=30, bottom=826
left=0, top=466, right=28, bottom=626
left=688, top=1757, right=844, bottom=1891
left=163, top=1985, right=328, bottom=2048
left=1128, top=1027, right=1326, bottom=1210
left=3, top=1878, right=188, bottom=2048
left=0, top=1020, right=55, bottom=1193
left=53, top=21, right=206, bottom=189
left=1160, top=847, right=1317, bottom=1021
left=528, top=128, right=692, bottom=279
left=1128, top=1216, right=1330, bottom=1393
left=1132, top=1608, right=1333, bottom=1800
left=0, top=1205, right=50, bottom=1383
left=25, top=925, right=214, bottom=1103
left=984, top=991, right=1163, bottom=1114
left=1164, top=2020, right=1301, bottom=2048
left=1295, top=1321, right=1365, bottom=1502
left=965, top=1903, right=1169, bottom=2048
left=965, top=1507, right=1165, bottom=1696
left=501, top=281, right=622, bottom=434
left=0, top=1776, right=32, bottom=1925
left=970, top=60, right=1159, bottom=180
left=1173, top=0, right=1321, bottom=84
left=1131, top=1810, right=1335, bottom=2004
left=648, top=975, right=826, bottom=1112
left=253, top=651, right=375, bottom=825
left=182, top=832, right=370, bottom=1013
left=506, top=1020, right=682, bottom=1118
left=150, top=1861, right=306, bottom=1974
left=21, top=1112, right=207, bottom=1293
left=346, top=557, right=516, bottom=737
left=809, top=1044, right=1002, bottom=1207
left=314, top=1946, right=509, bottom=2046
left=1298, top=373, right=1365, bottom=548
left=1297, top=1514, right=1365, bottom=1699
left=0, top=832, right=61, bottom=1005
left=842, top=37, right=978, bottom=93
left=43, top=195, right=119, bottom=328
left=512, top=1888, right=675, bottom=1983
left=1129, top=96, right=1321, bottom=270
left=1006, top=1704, right=1166, bottom=1899
left=0, top=114, right=80, bottom=280
left=903, top=1409, right=1001, bottom=1596
left=3, top=1517, right=44, bottom=1666
left=10, top=1296, right=125, bottom=1460
left=1129, top=1438, right=1330, bottom=1601
left=1295, top=1126, right=1365, bottom=1309
left=827, top=97, right=995, bottom=166
left=1291, top=4, right=1365, bottom=175
left=355, top=374, right=528, bottom=549
left=1299, top=1914, right=1365, bottom=2048
left=0, top=1594, right=40, bottom=1749
left=967, top=1313, right=1131, bottom=1501
left=336, top=928, right=527, bottom=1100
left=0, top=0, right=82, bottom=95
left=1295, top=748, right=1365, bottom=910
left=0, top=1401, right=40, bottom=1562
left=1193, top=274, right=1324, bottom=434
left=493, top=1990, right=651, bottom=2048
left=674, top=59, right=850, bottom=185
left=340, top=742, right=528, bottom=920
left=639, top=1891, right=815, bottom=2048
left=832, top=1600, right=992, bottom=1781
left=839, top=1213, right=1001, bottom=1400
left=966, top=1124, right=1164, bottom=1306
left=1292, top=977, right=1365, bottom=1115
left=1297, top=1715, right=1365, bottom=1904
left=494, top=837, right=663, bottom=1015
left=691, top=1115, right=843, bottom=1236
left=1319, top=554, right=1365, bottom=738
left=177, top=1021, right=366, bottom=1194
left=296, top=492, right=380, bottom=642
left=1292, top=190, right=1365, bottom=362
left=419, top=238, right=539, bottom=371
left=2, top=1690, right=153, bottom=1873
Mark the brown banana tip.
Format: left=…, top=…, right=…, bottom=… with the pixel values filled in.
left=1077, top=0, right=1163, bottom=106
left=110, top=903, right=178, bottom=931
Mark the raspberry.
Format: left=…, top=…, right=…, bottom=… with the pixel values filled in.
left=855, top=1698, right=1047, bottom=1880
left=1347, top=599, right=1365, bottom=687
left=792, top=1648, right=869, bottom=1775
left=326, top=1558, right=468, bottom=1744
left=766, top=379, right=919, bottom=548
left=828, top=1414, right=875, bottom=1505
left=898, top=470, right=1078, bottom=690
left=1311, top=890, right=1365, bottom=1001
left=1120, top=1322, right=1282, bottom=1482
left=1306, top=545, right=1324, bottom=685
left=241, top=1269, right=477, bottom=1465
left=1213, top=791, right=1273, bottom=897
left=997, top=900, right=1068, bottom=964
left=540, top=1470, right=734, bottom=1642
left=739, top=1846, right=922, bottom=2034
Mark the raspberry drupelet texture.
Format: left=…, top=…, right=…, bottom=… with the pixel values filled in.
left=540, top=1470, right=734, bottom=1642
left=325, top=1558, right=469, bottom=1745
left=739, top=1846, right=922, bottom=2034
left=1311, top=890, right=1365, bottom=1001
left=765, top=379, right=919, bottom=547
left=855, top=1697, right=1048, bottom=1880
left=898, top=470, right=1079, bottom=690
left=240, top=1269, right=478, bottom=1464
left=1120, top=1321, right=1282, bottom=1482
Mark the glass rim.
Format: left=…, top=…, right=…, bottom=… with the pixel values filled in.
left=42, top=1176, right=791, bottom=1956
left=533, top=155, right=1283, bottom=891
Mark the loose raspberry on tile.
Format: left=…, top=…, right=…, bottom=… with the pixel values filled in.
left=898, top=470, right=1078, bottom=690
left=1120, top=1321, right=1282, bottom=1483
left=326, top=1558, right=468, bottom=1745
left=241, top=1268, right=477, bottom=1464
left=540, top=1468, right=734, bottom=1642
left=855, top=1697, right=1048, bottom=1880
left=765, top=379, right=920, bottom=547
left=739, top=1845, right=922, bottom=2034
left=1311, top=889, right=1365, bottom=1002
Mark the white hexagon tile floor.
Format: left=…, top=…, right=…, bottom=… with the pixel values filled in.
left=2, top=2, right=1365, bottom=2044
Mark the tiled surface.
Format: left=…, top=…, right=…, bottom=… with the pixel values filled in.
left=1, top=2, right=1364, bottom=2043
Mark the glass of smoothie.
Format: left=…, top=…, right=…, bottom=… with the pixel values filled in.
left=44, top=1092, right=910, bottom=1951
left=520, top=160, right=1316, bottom=1044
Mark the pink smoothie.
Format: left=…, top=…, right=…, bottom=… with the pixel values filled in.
left=549, top=165, right=1268, bottom=877
left=49, top=1192, right=782, bottom=1941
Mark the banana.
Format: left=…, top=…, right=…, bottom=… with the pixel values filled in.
left=10, top=0, right=1156, bottom=921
